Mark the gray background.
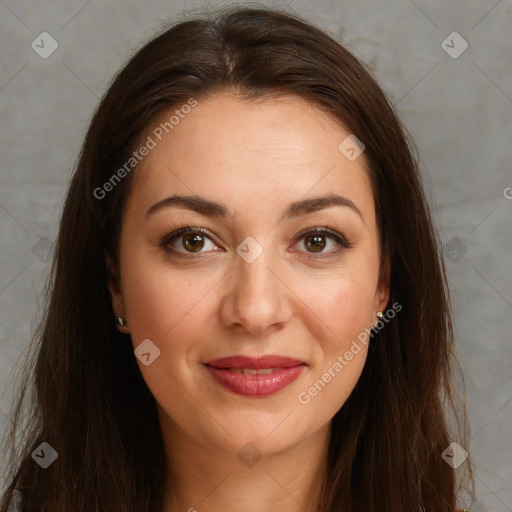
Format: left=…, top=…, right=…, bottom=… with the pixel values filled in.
left=0, top=0, right=511, bottom=510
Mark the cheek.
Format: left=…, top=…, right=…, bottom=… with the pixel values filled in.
left=325, top=278, right=373, bottom=336
left=292, top=264, right=377, bottom=351
left=120, top=247, right=222, bottom=345
left=290, top=262, right=376, bottom=420
left=125, top=282, right=211, bottom=358
left=120, top=256, right=214, bottom=405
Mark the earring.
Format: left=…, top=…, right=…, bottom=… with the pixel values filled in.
left=116, top=315, right=127, bottom=328
left=372, top=311, right=384, bottom=331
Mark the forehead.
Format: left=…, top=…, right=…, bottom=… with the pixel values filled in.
left=126, top=91, right=374, bottom=224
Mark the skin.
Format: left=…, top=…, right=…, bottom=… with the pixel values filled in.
left=107, top=91, right=390, bottom=512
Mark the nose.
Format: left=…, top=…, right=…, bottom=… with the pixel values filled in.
left=218, top=245, right=294, bottom=336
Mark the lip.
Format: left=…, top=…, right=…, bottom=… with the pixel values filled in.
left=204, top=355, right=304, bottom=369
left=203, top=355, right=306, bottom=397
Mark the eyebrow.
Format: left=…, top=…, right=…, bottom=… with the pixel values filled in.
left=145, top=193, right=363, bottom=222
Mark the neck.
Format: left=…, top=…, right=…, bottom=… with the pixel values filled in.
left=159, top=410, right=330, bottom=512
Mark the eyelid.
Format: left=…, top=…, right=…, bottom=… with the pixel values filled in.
left=159, top=225, right=222, bottom=256
left=159, top=224, right=352, bottom=258
left=291, top=226, right=352, bottom=259
left=293, top=225, right=351, bottom=247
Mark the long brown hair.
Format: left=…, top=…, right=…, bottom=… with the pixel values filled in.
left=1, top=6, right=474, bottom=511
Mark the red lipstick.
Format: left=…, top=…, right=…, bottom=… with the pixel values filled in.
left=203, top=355, right=305, bottom=397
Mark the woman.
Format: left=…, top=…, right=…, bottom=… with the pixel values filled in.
left=0, top=7, right=474, bottom=512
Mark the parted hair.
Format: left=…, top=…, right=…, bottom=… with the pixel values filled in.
left=1, top=6, right=474, bottom=511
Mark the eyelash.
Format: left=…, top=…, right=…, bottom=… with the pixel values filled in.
left=159, top=223, right=353, bottom=260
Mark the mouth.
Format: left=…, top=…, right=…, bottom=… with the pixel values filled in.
left=203, top=355, right=306, bottom=397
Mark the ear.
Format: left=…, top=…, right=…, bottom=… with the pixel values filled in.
left=373, top=254, right=391, bottom=317
left=106, top=253, right=130, bottom=333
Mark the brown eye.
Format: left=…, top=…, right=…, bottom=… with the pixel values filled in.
left=161, top=226, right=220, bottom=256
left=304, top=234, right=327, bottom=253
left=181, top=233, right=206, bottom=252
left=294, top=227, right=352, bottom=258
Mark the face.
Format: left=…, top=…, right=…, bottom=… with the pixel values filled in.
left=107, top=91, right=389, bottom=458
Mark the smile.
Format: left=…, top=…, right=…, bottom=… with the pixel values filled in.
left=205, top=363, right=305, bottom=396
left=203, top=355, right=306, bottom=397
